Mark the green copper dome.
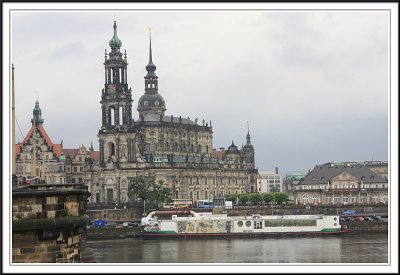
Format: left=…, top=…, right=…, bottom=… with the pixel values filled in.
left=59, top=153, right=66, bottom=162
left=109, top=21, right=122, bottom=51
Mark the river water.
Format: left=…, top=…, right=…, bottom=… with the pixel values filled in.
left=87, top=232, right=388, bottom=264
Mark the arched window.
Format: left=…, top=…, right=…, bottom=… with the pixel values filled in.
left=302, top=195, right=309, bottom=204
left=325, top=195, right=332, bottom=204
left=312, top=195, right=319, bottom=205
left=110, top=108, right=115, bottom=125
left=108, top=142, right=115, bottom=156
left=334, top=194, right=341, bottom=204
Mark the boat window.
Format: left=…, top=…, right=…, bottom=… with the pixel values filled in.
left=237, top=221, right=243, bottom=227
left=254, top=221, right=262, bottom=229
left=245, top=221, right=251, bottom=227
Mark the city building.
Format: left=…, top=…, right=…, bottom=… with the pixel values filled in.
left=292, top=162, right=388, bottom=205
left=14, top=21, right=257, bottom=204
left=258, top=167, right=283, bottom=193
left=15, top=101, right=99, bottom=186
left=92, top=21, right=257, bottom=205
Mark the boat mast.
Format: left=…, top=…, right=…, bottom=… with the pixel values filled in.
left=41, top=141, right=45, bottom=182
left=12, top=64, right=16, bottom=176
left=32, top=117, right=37, bottom=177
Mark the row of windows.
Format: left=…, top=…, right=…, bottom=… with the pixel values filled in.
left=189, top=190, right=241, bottom=199
left=301, top=194, right=388, bottom=204
left=236, top=219, right=317, bottom=228
left=312, top=175, right=376, bottom=181
left=299, top=184, right=387, bottom=190
left=150, top=131, right=210, bottom=140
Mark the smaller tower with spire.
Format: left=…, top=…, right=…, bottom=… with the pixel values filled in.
left=243, top=121, right=255, bottom=165
left=137, top=29, right=166, bottom=118
left=31, top=100, right=44, bottom=127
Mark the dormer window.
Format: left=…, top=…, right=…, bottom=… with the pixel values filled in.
left=144, top=101, right=148, bottom=106
left=155, top=100, right=159, bottom=106
left=361, top=176, right=365, bottom=180
left=312, top=177, right=316, bottom=181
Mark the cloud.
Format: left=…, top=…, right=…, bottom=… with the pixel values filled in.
left=10, top=10, right=389, bottom=174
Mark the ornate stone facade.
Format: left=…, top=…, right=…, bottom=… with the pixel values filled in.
left=15, top=101, right=100, bottom=187
left=93, top=22, right=257, bottom=205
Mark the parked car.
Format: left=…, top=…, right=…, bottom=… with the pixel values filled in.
left=92, top=219, right=106, bottom=228
left=364, top=217, right=374, bottom=222
left=105, top=221, right=117, bottom=227
left=355, top=217, right=364, bottom=222
left=371, top=216, right=384, bottom=222
left=344, top=217, right=354, bottom=222
left=123, top=221, right=141, bottom=227
left=343, top=210, right=356, bottom=215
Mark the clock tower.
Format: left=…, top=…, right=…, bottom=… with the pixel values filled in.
left=98, top=21, right=136, bottom=168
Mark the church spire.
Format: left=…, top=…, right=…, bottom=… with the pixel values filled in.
left=137, top=29, right=166, bottom=117
left=31, top=100, right=44, bottom=127
left=109, top=20, right=122, bottom=52
left=145, top=30, right=157, bottom=84
left=246, top=121, right=251, bottom=145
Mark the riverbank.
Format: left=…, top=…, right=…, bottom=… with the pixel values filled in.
left=86, top=227, right=142, bottom=240
left=85, top=221, right=387, bottom=240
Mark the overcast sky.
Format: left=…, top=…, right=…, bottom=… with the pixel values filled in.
left=9, top=7, right=390, bottom=176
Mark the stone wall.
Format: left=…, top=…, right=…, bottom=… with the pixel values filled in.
left=12, top=184, right=90, bottom=263
left=86, top=207, right=142, bottom=222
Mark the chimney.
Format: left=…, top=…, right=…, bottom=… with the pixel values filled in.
left=219, top=147, right=225, bottom=151
left=275, top=167, right=279, bottom=174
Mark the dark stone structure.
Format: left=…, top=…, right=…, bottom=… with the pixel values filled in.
left=94, top=21, right=258, bottom=206
left=12, top=183, right=91, bottom=263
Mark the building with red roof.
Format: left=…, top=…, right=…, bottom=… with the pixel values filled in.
left=15, top=101, right=99, bottom=185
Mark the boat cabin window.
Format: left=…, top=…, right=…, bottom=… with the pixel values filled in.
left=245, top=221, right=251, bottom=227
left=254, top=221, right=262, bottom=229
left=237, top=221, right=243, bottom=227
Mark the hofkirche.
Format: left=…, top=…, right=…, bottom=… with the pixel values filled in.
left=95, top=20, right=258, bottom=204
left=15, top=21, right=258, bottom=205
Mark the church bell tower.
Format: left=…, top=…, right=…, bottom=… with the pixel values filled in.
left=98, top=21, right=135, bottom=167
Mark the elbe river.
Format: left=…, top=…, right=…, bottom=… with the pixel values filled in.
left=87, top=232, right=388, bottom=263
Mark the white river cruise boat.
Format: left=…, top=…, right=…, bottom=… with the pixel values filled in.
left=141, top=210, right=350, bottom=239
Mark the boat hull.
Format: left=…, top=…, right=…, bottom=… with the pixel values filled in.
left=141, top=229, right=351, bottom=239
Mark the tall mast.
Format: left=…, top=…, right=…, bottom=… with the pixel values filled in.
left=12, top=64, right=16, bottom=175
left=41, top=141, right=45, bottom=182
left=32, top=117, right=37, bottom=177
left=22, top=148, right=26, bottom=177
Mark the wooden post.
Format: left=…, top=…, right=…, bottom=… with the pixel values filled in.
left=12, top=64, right=16, bottom=175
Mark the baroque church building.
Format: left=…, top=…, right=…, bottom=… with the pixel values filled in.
left=93, top=21, right=258, bottom=205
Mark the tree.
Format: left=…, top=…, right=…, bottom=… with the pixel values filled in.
left=261, top=193, right=274, bottom=205
left=273, top=192, right=289, bottom=205
left=225, top=194, right=237, bottom=203
left=238, top=193, right=249, bottom=205
left=249, top=193, right=263, bottom=205
left=270, top=186, right=280, bottom=193
left=127, top=174, right=173, bottom=210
